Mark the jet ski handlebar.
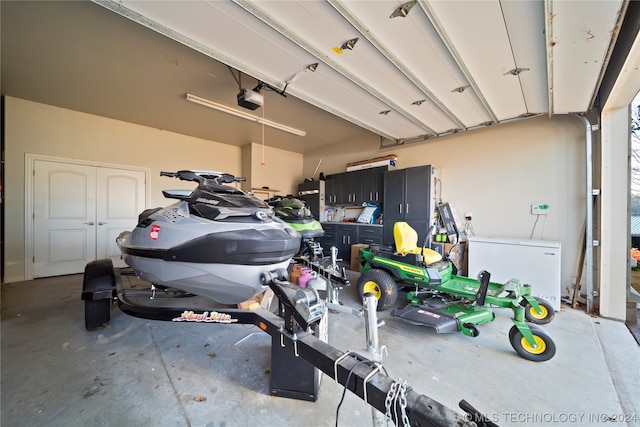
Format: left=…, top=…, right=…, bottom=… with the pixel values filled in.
left=160, top=170, right=247, bottom=186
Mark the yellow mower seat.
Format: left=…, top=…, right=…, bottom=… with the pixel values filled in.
left=393, top=222, right=443, bottom=264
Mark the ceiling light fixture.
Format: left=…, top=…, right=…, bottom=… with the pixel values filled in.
left=186, top=93, right=306, bottom=137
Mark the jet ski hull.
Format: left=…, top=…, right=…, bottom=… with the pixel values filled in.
left=117, top=196, right=301, bottom=304
left=122, top=254, right=291, bottom=304
left=286, top=217, right=325, bottom=239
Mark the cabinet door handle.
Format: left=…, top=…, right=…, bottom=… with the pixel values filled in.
left=98, top=222, right=107, bottom=226
left=406, top=204, right=410, bottom=214
left=399, top=204, right=402, bottom=214
left=84, top=222, right=95, bottom=226
left=369, top=192, right=373, bottom=200
left=375, top=192, right=379, bottom=201
left=353, top=193, right=356, bottom=202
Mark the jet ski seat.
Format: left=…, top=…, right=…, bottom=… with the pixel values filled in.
left=393, top=222, right=442, bottom=266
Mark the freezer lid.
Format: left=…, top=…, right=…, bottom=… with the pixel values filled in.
left=467, top=236, right=560, bottom=249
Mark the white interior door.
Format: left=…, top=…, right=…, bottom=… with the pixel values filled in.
left=34, top=161, right=97, bottom=277
left=33, top=160, right=146, bottom=277
left=96, top=168, right=146, bottom=268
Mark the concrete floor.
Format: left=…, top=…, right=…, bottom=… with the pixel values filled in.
left=2, top=268, right=640, bottom=427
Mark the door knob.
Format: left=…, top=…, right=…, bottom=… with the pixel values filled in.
left=84, top=222, right=95, bottom=226
left=98, top=222, right=107, bottom=226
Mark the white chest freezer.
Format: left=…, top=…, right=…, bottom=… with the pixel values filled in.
left=467, top=236, right=561, bottom=311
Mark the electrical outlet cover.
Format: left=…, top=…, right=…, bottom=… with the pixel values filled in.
left=531, top=203, right=550, bottom=215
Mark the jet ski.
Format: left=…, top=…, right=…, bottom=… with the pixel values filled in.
left=116, top=170, right=301, bottom=304
left=266, top=195, right=324, bottom=258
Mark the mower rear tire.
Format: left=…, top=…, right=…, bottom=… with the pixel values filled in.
left=509, top=325, right=556, bottom=362
left=357, top=269, right=398, bottom=311
left=524, top=298, right=555, bottom=325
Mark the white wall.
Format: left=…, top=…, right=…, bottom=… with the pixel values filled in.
left=4, top=96, right=243, bottom=282
left=305, top=115, right=586, bottom=299
left=241, top=142, right=303, bottom=196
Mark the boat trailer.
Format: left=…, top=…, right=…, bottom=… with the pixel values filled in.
left=81, top=258, right=497, bottom=427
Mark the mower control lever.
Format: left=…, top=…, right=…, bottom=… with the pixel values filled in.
left=475, top=270, right=491, bottom=306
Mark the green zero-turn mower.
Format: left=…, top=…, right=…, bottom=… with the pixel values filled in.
left=357, top=222, right=556, bottom=362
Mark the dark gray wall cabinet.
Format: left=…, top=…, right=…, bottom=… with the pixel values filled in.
left=382, top=165, right=440, bottom=246
left=325, top=167, right=386, bottom=206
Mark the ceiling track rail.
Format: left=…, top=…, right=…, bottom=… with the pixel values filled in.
left=327, top=0, right=467, bottom=131
left=378, top=113, right=543, bottom=149
left=416, top=0, right=499, bottom=125
left=233, top=0, right=438, bottom=137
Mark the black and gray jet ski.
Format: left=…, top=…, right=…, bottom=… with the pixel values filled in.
left=117, top=170, right=301, bottom=304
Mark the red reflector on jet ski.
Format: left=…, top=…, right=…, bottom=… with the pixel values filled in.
left=149, top=224, right=160, bottom=240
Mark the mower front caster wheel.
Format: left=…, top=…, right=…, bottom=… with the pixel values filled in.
left=462, top=323, right=479, bottom=337
left=524, top=298, right=555, bottom=324
left=509, top=325, right=556, bottom=362
left=357, top=269, right=398, bottom=311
